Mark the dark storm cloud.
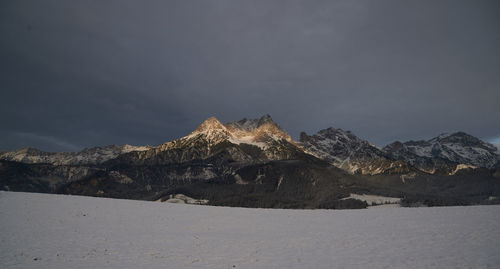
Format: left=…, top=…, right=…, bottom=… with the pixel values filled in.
left=1, top=0, right=499, bottom=151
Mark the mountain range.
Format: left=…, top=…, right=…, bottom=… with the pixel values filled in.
left=1, top=115, right=499, bottom=209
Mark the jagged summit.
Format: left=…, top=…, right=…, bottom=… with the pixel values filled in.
left=299, top=127, right=402, bottom=175
left=156, top=114, right=295, bottom=157
left=226, top=114, right=275, bottom=131
left=192, top=117, right=226, bottom=133
left=299, top=127, right=369, bottom=151
left=404, top=132, right=495, bottom=150
left=142, top=114, right=303, bottom=165
left=428, top=131, right=484, bottom=142
left=256, top=114, right=274, bottom=126
left=185, top=115, right=292, bottom=146
left=383, top=131, right=500, bottom=171
left=177, top=117, right=233, bottom=148
left=433, top=132, right=497, bottom=151
left=2, top=115, right=498, bottom=175
left=190, top=117, right=231, bottom=139
left=225, top=114, right=292, bottom=143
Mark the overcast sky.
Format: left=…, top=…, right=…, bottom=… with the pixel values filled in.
left=1, top=0, right=499, bottom=152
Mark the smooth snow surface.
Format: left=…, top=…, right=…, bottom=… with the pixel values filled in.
left=1, top=192, right=499, bottom=269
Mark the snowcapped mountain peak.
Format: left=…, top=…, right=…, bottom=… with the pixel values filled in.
left=225, top=115, right=292, bottom=143
left=299, top=127, right=398, bottom=175
left=160, top=115, right=295, bottom=157
left=437, top=132, right=496, bottom=150
left=431, top=132, right=451, bottom=141
left=226, top=114, right=275, bottom=131
left=315, top=127, right=360, bottom=142
left=186, top=115, right=293, bottom=146
left=383, top=132, right=500, bottom=171
left=152, top=115, right=300, bottom=163
left=192, top=117, right=227, bottom=133
left=227, top=117, right=261, bottom=132
left=257, top=113, right=273, bottom=125
left=184, top=117, right=233, bottom=146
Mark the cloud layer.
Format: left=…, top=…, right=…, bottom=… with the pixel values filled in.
left=1, top=0, right=499, bottom=151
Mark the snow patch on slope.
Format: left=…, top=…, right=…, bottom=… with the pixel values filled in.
left=161, top=194, right=208, bottom=205
left=228, top=136, right=267, bottom=149
left=342, top=194, right=401, bottom=206
left=449, top=164, right=477, bottom=175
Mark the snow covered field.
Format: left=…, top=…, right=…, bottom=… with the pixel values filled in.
left=1, top=191, right=499, bottom=269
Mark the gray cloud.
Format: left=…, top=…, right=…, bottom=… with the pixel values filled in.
left=1, top=0, right=499, bottom=151
left=3, top=131, right=81, bottom=152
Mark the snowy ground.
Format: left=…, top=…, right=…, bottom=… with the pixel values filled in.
left=1, top=191, right=499, bottom=269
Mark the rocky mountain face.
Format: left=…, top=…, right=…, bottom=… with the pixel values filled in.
left=1, top=115, right=499, bottom=209
left=299, top=128, right=410, bottom=175
left=0, top=115, right=310, bottom=195
left=112, top=115, right=306, bottom=166
left=383, top=132, right=500, bottom=174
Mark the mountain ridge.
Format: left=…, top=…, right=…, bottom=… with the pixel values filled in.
left=1, top=114, right=499, bottom=209
left=1, top=115, right=498, bottom=175
left=383, top=131, right=500, bottom=173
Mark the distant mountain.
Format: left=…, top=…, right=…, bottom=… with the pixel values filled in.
left=1, top=115, right=499, bottom=209
left=383, top=132, right=500, bottom=174
left=3, top=117, right=497, bottom=176
left=299, top=128, right=410, bottom=175
left=0, top=144, right=150, bottom=166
